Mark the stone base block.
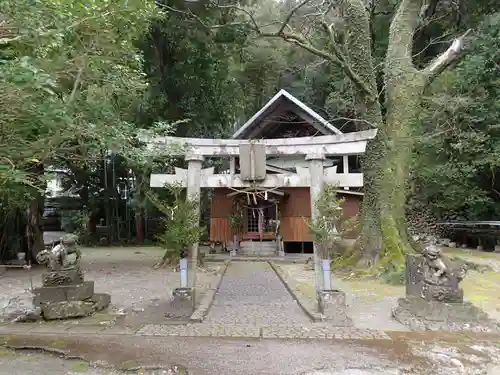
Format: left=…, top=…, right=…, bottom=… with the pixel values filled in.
left=173, top=287, right=193, bottom=301
left=89, top=293, right=111, bottom=312
left=33, top=281, right=94, bottom=305
left=42, top=266, right=84, bottom=286
left=317, top=290, right=352, bottom=326
left=42, top=301, right=95, bottom=320
left=495, top=245, right=500, bottom=253
left=392, top=297, right=500, bottom=332
left=171, top=287, right=194, bottom=313
left=41, top=292, right=110, bottom=320
left=421, top=283, right=464, bottom=303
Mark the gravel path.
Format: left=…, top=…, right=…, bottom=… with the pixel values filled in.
left=206, top=262, right=310, bottom=326
left=0, top=247, right=220, bottom=326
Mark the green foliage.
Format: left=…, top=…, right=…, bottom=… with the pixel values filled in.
left=412, top=12, right=500, bottom=221
left=378, top=262, right=406, bottom=285
left=60, top=209, right=87, bottom=241
left=147, top=183, right=205, bottom=264
left=0, top=0, right=162, bottom=211
left=228, top=198, right=245, bottom=233
left=307, top=185, right=355, bottom=259
left=139, top=0, right=250, bottom=138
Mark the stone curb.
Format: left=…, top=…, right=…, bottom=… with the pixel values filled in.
left=3, top=327, right=500, bottom=342
left=268, top=261, right=323, bottom=322
left=189, top=260, right=230, bottom=322
left=135, top=323, right=391, bottom=340
left=205, top=255, right=309, bottom=264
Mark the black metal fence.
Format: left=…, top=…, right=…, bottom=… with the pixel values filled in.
left=436, top=221, right=500, bottom=251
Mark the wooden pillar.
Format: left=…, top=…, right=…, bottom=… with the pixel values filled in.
left=185, top=153, right=204, bottom=291
left=343, top=155, right=349, bottom=190
left=306, top=152, right=325, bottom=294
left=229, top=157, right=236, bottom=175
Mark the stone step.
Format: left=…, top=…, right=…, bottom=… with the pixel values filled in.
left=240, top=245, right=276, bottom=251
left=240, top=241, right=276, bottom=248
left=239, top=241, right=277, bottom=256
left=239, top=247, right=276, bottom=252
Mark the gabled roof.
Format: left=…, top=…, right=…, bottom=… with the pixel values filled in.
left=231, top=89, right=342, bottom=139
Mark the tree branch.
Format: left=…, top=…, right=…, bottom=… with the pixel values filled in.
left=277, top=0, right=314, bottom=35
left=161, top=0, right=376, bottom=100
left=421, top=29, right=472, bottom=85
left=385, top=0, right=424, bottom=72
left=0, top=9, right=132, bottom=45
left=261, top=29, right=375, bottom=99
left=67, top=67, right=84, bottom=104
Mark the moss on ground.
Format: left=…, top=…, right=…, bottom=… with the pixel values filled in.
left=70, top=361, right=90, bottom=372
left=0, top=349, right=15, bottom=359
left=50, top=339, right=67, bottom=349
left=282, top=251, right=500, bottom=317
left=443, top=248, right=500, bottom=260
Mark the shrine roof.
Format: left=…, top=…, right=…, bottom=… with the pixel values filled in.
left=231, top=89, right=342, bottom=139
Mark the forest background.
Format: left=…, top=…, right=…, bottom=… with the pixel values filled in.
left=0, top=0, right=499, bottom=267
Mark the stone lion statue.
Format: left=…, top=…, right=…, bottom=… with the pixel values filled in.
left=422, top=244, right=467, bottom=285
left=36, top=236, right=81, bottom=271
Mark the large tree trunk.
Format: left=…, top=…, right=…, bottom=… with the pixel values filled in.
left=342, top=0, right=386, bottom=265
left=343, top=0, right=426, bottom=266
left=136, top=208, right=144, bottom=244
left=26, top=162, right=46, bottom=262
left=26, top=191, right=44, bottom=262
left=376, top=75, right=425, bottom=265
left=374, top=0, right=426, bottom=265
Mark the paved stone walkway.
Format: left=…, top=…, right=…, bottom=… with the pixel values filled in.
left=205, top=262, right=310, bottom=326
left=136, top=262, right=391, bottom=340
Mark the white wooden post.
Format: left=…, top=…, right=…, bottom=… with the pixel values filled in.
left=306, top=152, right=326, bottom=293
left=185, top=153, right=204, bottom=291
left=229, top=157, right=236, bottom=175
left=343, top=155, right=349, bottom=190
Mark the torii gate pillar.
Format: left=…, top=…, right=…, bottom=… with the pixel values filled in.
left=306, top=152, right=326, bottom=294
left=186, top=153, right=204, bottom=292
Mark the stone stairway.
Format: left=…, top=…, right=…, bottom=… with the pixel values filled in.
left=239, top=240, right=277, bottom=256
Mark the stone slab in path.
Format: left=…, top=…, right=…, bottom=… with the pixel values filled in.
left=204, top=261, right=311, bottom=326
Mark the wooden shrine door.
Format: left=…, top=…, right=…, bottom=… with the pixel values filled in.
left=245, top=201, right=278, bottom=240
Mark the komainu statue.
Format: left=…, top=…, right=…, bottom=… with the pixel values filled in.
left=393, top=243, right=499, bottom=332
left=36, top=236, right=81, bottom=272
left=420, top=244, right=467, bottom=302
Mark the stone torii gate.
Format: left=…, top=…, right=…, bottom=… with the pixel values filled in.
left=148, top=129, right=377, bottom=299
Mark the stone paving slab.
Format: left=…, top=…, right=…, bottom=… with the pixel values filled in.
left=0, top=322, right=390, bottom=340
left=190, top=261, right=230, bottom=322
left=261, top=326, right=391, bottom=340
left=135, top=323, right=391, bottom=340
left=136, top=323, right=261, bottom=338
left=205, top=261, right=311, bottom=326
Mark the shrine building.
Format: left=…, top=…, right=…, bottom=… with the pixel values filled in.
left=149, top=89, right=376, bottom=257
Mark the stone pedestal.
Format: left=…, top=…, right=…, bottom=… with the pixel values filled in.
left=170, top=287, right=195, bottom=316
left=32, top=266, right=111, bottom=321
left=317, top=290, right=352, bottom=326
left=393, top=297, right=500, bottom=332
left=421, top=283, right=464, bottom=303
left=33, top=281, right=94, bottom=305
left=42, top=267, right=83, bottom=286
left=173, top=287, right=193, bottom=301
left=394, top=252, right=499, bottom=332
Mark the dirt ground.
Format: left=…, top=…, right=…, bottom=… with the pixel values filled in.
left=2, top=332, right=500, bottom=375
left=1, top=246, right=222, bottom=327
